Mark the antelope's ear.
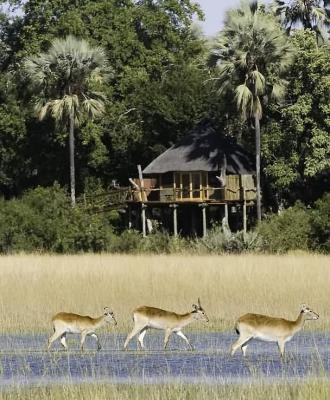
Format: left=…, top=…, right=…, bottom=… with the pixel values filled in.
left=104, top=307, right=110, bottom=315
left=192, top=304, right=198, bottom=311
left=300, top=304, right=307, bottom=311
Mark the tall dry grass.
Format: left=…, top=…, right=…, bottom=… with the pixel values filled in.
left=0, top=254, right=329, bottom=333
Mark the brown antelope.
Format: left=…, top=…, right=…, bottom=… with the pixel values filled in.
left=124, top=298, right=209, bottom=351
left=48, top=307, right=117, bottom=351
left=231, top=304, right=319, bottom=358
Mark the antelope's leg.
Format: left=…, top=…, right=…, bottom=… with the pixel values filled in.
left=124, top=324, right=146, bottom=349
left=90, top=333, right=101, bottom=351
left=80, top=331, right=88, bottom=351
left=137, top=328, right=148, bottom=350
left=175, top=330, right=194, bottom=350
left=164, top=329, right=172, bottom=350
left=277, top=340, right=285, bottom=358
left=231, top=335, right=252, bottom=356
left=60, top=333, right=68, bottom=350
left=241, top=343, right=248, bottom=356
left=48, top=330, right=64, bottom=350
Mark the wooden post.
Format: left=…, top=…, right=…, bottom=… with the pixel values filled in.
left=224, top=203, right=228, bottom=224
left=137, top=165, right=145, bottom=202
left=243, top=200, right=247, bottom=234
left=242, top=187, right=247, bottom=234
left=141, top=204, right=147, bottom=237
left=170, top=204, right=178, bottom=237
left=128, top=205, right=132, bottom=229
left=199, top=203, right=208, bottom=238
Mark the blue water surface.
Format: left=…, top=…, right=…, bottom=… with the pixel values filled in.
left=0, top=332, right=329, bottom=386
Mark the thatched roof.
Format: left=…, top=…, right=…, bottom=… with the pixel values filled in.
left=143, top=124, right=255, bottom=175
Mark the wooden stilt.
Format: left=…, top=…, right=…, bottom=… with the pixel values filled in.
left=243, top=187, right=247, bottom=234
left=141, top=204, right=147, bottom=237
left=222, top=203, right=230, bottom=234
left=224, top=203, right=228, bottom=224
left=243, top=201, right=247, bottom=233
left=170, top=204, right=178, bottom=237
left=199, top=203, right=208, bottom=238
left=128, top=205, right=132, bottom=229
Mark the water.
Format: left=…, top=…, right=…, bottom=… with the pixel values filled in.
left=0, top=332, right=329, bottom=387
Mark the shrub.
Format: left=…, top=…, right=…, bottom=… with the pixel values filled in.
left=141, top=231, right=189, bottom=254
left=108, top=230, right=189, bottom=254
left=310, top=193, right=330, bottom=252
left=257, top=202, right=311, bottom=253
left=0, top=184, right=114, bottom=253
left=192, top=225, right=262, bottom=254
left=108, top=230, right=142, bottom=253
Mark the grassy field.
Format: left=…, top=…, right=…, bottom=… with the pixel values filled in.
left=0, top=254, right=329, bottom=333
left=1, top=380, right=330, bottom=400
left=0, top=254, right=329, bottom=399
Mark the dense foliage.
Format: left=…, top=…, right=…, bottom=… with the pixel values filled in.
left=0, top=0, right=329, bottom=252
left=0, top=186, right=328, bottom=254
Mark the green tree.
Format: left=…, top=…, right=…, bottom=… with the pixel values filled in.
left=24, top=35, right=109, bottom=204
left=0, top=71, right=29, bottom=196
left=2, top=0, right=207, bottom=189
left=209, top=0, right=292, bottom=221
left=272, top=0, right=330, bottom=41
left=262, top=30, right=330, bottom=204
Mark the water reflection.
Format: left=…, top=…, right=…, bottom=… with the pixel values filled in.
left=0, top=333, right=329, bottom=386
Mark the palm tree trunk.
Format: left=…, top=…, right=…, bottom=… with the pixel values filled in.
left=255, top=115, right=261, bottom=221
left=69, top=108, right=76, bottom=205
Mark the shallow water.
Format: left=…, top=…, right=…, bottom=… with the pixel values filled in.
left=0, top=332, right=329, bottom=386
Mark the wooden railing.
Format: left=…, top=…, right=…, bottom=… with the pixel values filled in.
left=127, top=186, right=256, bottom=203
left=77, top=188, right=131, bottom=212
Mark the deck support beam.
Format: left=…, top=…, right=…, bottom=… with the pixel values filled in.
left=141, top=203, right=147, bottom=237
left=224, top=203, right=228, bottom=224
left=243, top=200, right=247, bottom=234
left=199, top=203, right=208, bottom=238
left=128, top=205, right=132, bottom=229
left=222, top=203, right=230, bottom=234
left=170, top=204, right=178, bottom=237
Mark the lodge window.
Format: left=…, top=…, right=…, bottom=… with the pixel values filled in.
left=174, top=172, right=208, bottom=200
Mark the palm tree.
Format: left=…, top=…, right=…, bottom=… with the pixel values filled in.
left=272, top=0, right=330, bottom=41
left=24, top=35, right=109, bottom=205
left=209, top=0, right=292, bottom=221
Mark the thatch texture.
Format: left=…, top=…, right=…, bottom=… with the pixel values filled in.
left=143, top=124, right=255, bottom=175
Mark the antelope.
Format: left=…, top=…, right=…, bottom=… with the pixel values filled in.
left=124, top=298, right=209, bottom=351
left=231, top=304, right=319, bottom=358
left=47, top=307, right=117, bottom=351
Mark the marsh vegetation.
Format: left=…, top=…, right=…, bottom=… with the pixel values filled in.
left=0, top=254, right=329, bottom=333
left=0, top=254, right=329, bottom=398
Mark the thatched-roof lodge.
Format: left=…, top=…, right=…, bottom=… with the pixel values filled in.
left=127, top=124, right=256, bottom=236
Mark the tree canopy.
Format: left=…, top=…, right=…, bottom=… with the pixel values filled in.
left=0, top=0, right=328, bottom=214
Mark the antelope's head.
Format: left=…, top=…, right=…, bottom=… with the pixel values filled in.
left=104, top=307, right=117, bottom=325
left=192, top=298, right=209, bottom=323
left=300, top=304, right=319, bottom=320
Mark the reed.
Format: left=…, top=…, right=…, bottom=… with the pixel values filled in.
left=0, top=254, right=329, bottom=333
left=1, top=380, right=329, bottom=400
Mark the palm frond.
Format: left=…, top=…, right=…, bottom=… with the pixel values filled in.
left=82, top=98, right=106, bottom=118
left=235, top=84, right=253, bottom=120
left=251, top=70, right=266, bottom=94
left=35, top=100, right=51, bottom=121
left=24, top=35, right=109, bottom=128
left=270, top=81, right=287, bottom=101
